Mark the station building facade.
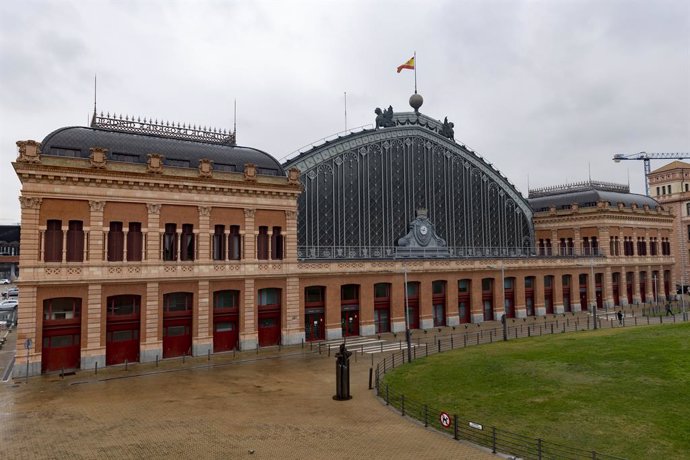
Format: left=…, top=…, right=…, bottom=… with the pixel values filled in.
left=12, top=105, right=675, bottom=377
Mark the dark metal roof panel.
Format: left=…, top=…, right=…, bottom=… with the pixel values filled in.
left=40, top=126, right=284, bottom=175
left=529, top=189, right=659, bottom=211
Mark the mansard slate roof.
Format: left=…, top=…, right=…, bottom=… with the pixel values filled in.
left=528, top=181, right=659, bottom=212
left=40, top=126, right=285, bottom=176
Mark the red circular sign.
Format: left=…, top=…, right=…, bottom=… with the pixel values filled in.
left=439, top=411, right=451, bottom=428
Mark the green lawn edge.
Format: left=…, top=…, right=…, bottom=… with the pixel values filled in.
left=381, top=323, right=690, bottom=459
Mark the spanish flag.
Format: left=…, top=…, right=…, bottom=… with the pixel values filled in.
left=397, top=56, right=415, bottom=73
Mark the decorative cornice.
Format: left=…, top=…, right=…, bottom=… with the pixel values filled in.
left=19, top=196, right=42, bottom=210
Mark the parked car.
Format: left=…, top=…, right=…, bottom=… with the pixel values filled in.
left=5, top=287, right=18, bottom=297
left=0, top=299, right=18, bottom=311
left=0, top=279, right=10, bottom=284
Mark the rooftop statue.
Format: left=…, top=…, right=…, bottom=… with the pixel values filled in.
left=439, top=117, right=455, bottom=140
left=374, top=105, right=396, bottom=129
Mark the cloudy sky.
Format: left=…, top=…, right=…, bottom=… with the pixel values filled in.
left=0, top=0, right=688, bottom=224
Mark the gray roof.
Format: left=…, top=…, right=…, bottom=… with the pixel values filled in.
left=529, top=188, right=659, bottom=212
left=40, top=126, right=284, bottom=176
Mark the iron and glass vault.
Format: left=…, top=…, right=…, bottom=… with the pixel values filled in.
left=283, top=107, right=534, bottom=260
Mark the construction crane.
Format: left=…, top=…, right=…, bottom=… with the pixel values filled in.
left=612, top=152, right=690, bottom=195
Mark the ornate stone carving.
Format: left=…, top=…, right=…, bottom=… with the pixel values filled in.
left=439, top=117, right=455, bottom=140
left=285, top=210, right=297, bottom=220
left=287, top=167, right=300, bottom=185
left=19, top=196, right=42, bottom=210
left=374, top=106, right=395, bottom=129
left=244, top=208, right=256, bottom=218
left=198, top=206, right=211, bottom=217
left=16, top=140, right=41, bottom=163
left=244, top=163, right=257, bottom=182
left=147, top=153, right=164, bottom=174
left=147, top=203, right=162, bottom=215
left=89, top=147, right=108, bottom=168
left=198, top=158, right=213, bottom=178
left=89, top=200, right=106, bottom=212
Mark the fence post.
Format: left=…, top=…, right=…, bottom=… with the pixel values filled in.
left=437, top=340, right=441, bottom=353
left=515, top=328, right=518, bottom=339
left=451, top=335, right=454, bottom=349
left=386, top=384, right=390, bottom=405
left=156, top=355, right=159, bottom=367
left=453, top=414, right=459, bottom=440
left=550, top=324, right=554, bottom=334
left=537, top=438, right=542, bottom=460
left=426, top=344, right=429, bottom=357
left=424, top=404, right=428, bottom=427
left=401, top=395, right=405, bottom=416
left=94, top=362, right=98, bottom=375
left=492, top=427, right=497, bottom=454
left=125, top=359, right=128, bottom=371
left=414, top=346, right=417, bottom=360
left=592, top=451, right=597, bottom=459
left=464, top=334, right=467, bottom=347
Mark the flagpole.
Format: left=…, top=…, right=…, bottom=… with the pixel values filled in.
left=344, top=91, right=348, bottom=131
left=414, top=51, right=417, bottom=94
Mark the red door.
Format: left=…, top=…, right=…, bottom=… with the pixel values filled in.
left=42, top=327, right=81, bottom=373
left=106, top=321, right=140, bottom=365
left=341, top=309, right=359, bottom=337
left=213, top=315, right=238, bottom=352
left=305, top=310, right=325, bottom=341
left=258, top=310, right=281, bottom=346
left=163, top=318, right=192, bottom=358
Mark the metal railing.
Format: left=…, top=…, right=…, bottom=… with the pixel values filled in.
left=373, top=310, right=689, bottom=459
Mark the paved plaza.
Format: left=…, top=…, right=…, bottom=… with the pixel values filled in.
left=0, top=336, right=494, bottom=459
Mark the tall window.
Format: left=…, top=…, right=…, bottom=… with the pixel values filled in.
left=686, top=202, right=690, bottom=216
left=271, top=226, right=283, bottom=260
left=44, top=219, right=63, bottom=262
left=257, top=226, right=269, bottom=260
left=229, top=225, right=241, bottom=260
left=66, top=220, right=84, bottom=262
left=180, top=224, right=195, bottom=261
left=108, top=222, right=124, bottom=261
left=163, top=224, right=177, bottom=261
left=127, top=222, right=143, bottom=261
left=213, top=225, right=226, bottom=261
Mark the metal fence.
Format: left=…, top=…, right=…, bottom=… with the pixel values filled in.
left=373, top=312, right=689, bottom=459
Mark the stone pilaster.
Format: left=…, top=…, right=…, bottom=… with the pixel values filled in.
left=282, top=276, right=304, bottom=344
left=88, top=200, right=105, bottom=262
left=141, top=281, right=162, bottom=362
left=327, top=279, right=344, bottom=338
left=470, top=275, right=483, bottom=323
left=632, top=268, right=641, bottom=304
left=193, top=279, right=212, bottom=356
left=534, top=275, right=545, bottom=317
left=82, top=283, right=105, bottom=370
left=146, top=204, right=161, bottom=261
left=553, top=273, right=564, bottom=314
left=604, top=266, right=614, bottom=308
left=285, top=209, right=298, bottom=261
left=243, top=209, right=256, bottom=261
left=197, top=206, right=211, bottom=262
left=515, top=275, right=526, bottom=318
left=240, top=278, right=257, bottom=349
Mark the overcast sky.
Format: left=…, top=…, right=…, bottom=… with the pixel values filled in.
left=1, top=0, right=688, bottom=224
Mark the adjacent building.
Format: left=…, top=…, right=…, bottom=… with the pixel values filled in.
left=12, top=101, right=675, bottom=377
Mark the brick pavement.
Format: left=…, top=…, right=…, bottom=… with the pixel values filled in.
left=0, top=344, right=496, bottom=459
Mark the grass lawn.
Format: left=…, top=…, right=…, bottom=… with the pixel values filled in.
left=382, top=323, right=690, bottom=459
